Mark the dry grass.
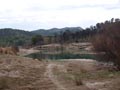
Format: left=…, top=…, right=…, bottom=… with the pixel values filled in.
left=0, top=55, right=120, bottom=90
left=0, top=77, right=9, bottom=90
left=51, top=60, right=120, bottom=90
left=73, top=74, right=83, bottom=86
left=0, top=55, right=57, bottom=90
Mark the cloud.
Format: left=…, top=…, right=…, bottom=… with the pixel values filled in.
left=0, top=0, right=120, bottom=30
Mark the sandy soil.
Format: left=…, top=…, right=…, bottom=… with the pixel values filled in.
left=18, top=48, right=39, bottom=56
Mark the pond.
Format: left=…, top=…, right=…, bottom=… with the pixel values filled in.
left=25, top=52, right=97, bottom=60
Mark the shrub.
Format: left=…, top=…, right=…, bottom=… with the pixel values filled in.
left=92, top=20, right=120, bottom=70
left=74, top=75, right=83, bottom=86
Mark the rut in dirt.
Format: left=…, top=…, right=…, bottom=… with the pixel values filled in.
left=44, top=63, right=67, bottom=90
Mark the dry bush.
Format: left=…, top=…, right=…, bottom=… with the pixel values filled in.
left=92, top=21, right=120, bottom=70
left=73, top=74, right=83, bottom=86
left=0, top=46, right=19, bottom=55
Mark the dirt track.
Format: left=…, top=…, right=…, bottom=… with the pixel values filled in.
left=45, top=63, right=67, bottom=90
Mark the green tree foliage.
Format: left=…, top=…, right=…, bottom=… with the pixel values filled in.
left=31, top=35, right=44, bottom=45
left=54, top=28, right=97, bottom=43
left=0, top=28, right=35, bottom=47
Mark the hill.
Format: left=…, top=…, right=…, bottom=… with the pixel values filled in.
left=31, top=27, right=83, bottom=36
left=0, top=28, right=35, bottom=46
left=0, top=27, right=83, bottom=46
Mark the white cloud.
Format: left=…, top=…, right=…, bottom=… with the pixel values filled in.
left=0, top=0, right=119, bottom=30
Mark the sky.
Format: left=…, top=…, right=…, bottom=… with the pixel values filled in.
left=0, top=0, right=120, bottom=31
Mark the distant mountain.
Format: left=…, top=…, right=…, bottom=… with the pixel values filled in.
left=0, top=28, right=35, bottom=46
left=0, top=27, right=83, bottom=46
left=31, top=27, right=83, bottom=36
left=0, top=28, right=34, bottom=37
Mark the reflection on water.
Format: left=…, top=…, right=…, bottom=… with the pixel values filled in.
left=25, top=52, right=97, bottom=60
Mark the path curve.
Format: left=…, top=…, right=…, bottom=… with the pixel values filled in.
left=44, top=63, right=67, bottom=90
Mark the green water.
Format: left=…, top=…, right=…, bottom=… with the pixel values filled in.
left=25, top=52, right=97, bottom=60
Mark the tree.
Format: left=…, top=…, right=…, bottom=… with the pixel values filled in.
left=53, top=33, right=58, bottom=43
left=92, top=19, right=120, bottom=70
left=62, top=30, right=72, bottom=43
left=59, top=31, right=64, bottom=53
left=31, top=35, right=44, bottom=46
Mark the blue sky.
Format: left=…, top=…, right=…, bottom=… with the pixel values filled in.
left=0, top=0, right=120, bottom=31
